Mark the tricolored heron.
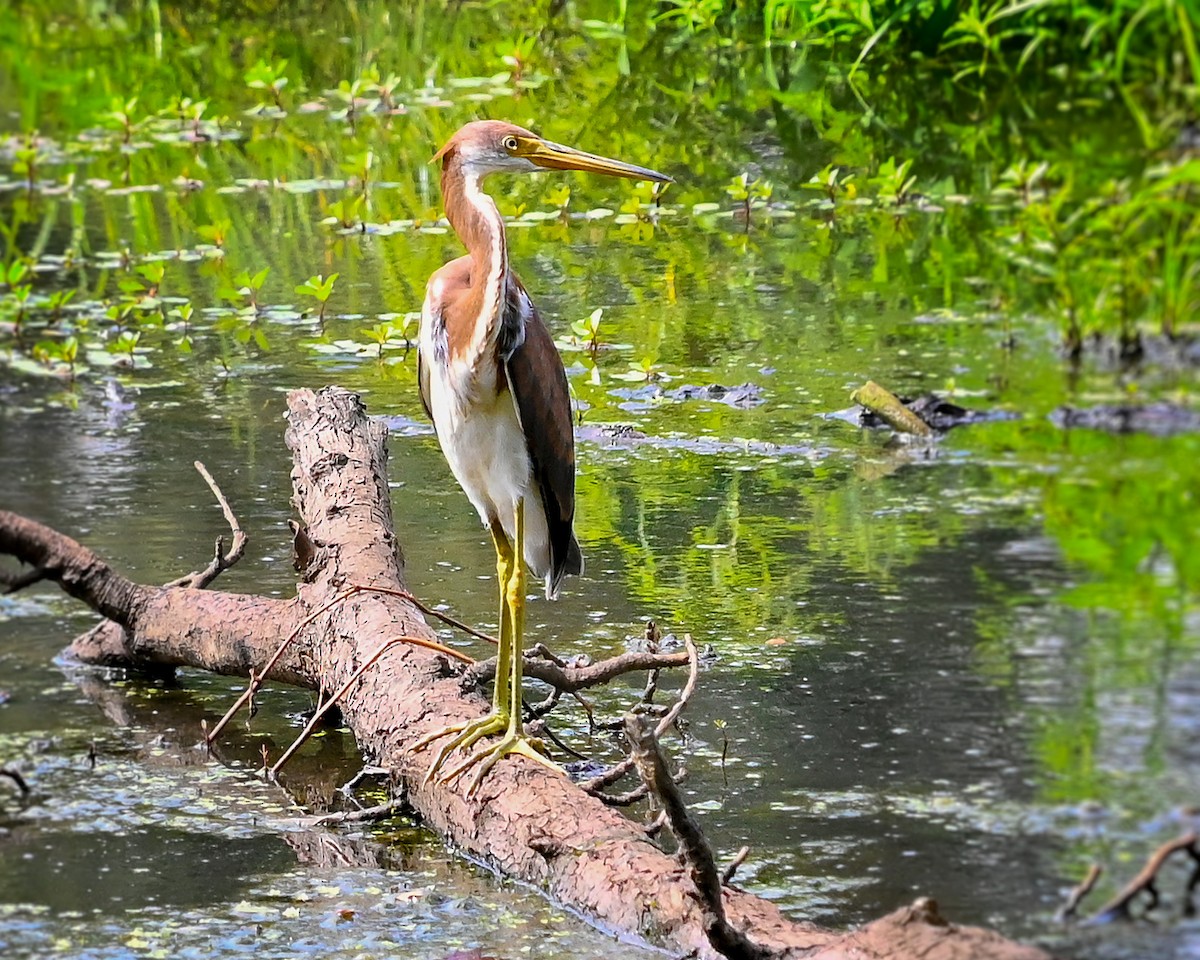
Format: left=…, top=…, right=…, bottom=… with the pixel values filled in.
left=413, top=120, right=670, bottom=792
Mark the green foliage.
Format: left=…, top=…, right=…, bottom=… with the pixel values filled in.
left=323, top=196, right=366, bottom=231
left=295, top=273, right=339, bottom=321
left=220, top=268, right=270, bottom=315
left=359, top=318, right=415, bottom=357
left=760, top=0, right=1197, bottom=112
left=244, top=58, right=290, bottom=113
left=570, top=308, right=605, bottom=352
left=32, top=334, right=78, bottom=377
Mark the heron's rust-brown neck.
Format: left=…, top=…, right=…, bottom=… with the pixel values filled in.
left=440, top=157, right=508, bottom=284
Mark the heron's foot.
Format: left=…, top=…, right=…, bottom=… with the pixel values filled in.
left=442, top=726, right=561, bottom=798
left=412, top=711, right=508, bottom=785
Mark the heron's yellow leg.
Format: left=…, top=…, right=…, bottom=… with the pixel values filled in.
left=436, top=497, right=561, bottom=796
left=411, top=522, right=516, bottom=780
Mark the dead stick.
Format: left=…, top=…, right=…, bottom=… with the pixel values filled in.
left=624, top=714, right=771, bottom=960
left=722, top=846, right=751, bottom=886
left=2, top=565, right=46, bottom=593
left=167, top=461, right=248, bottom=589
left=204, top=585, right=364, bottom=744
left=1056, top=863, right=1102, bottom=922
left=208, top=583, right=485, bottom=746
left=0, top=767, right=30, bottom=796
left=851, top=380, right=933, bottom=438
left=313, top=798, right=406, bottom=825
left=348, top=582, right=497, bottom=645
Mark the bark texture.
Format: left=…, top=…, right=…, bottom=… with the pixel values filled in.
left=0, top=386, right=1055, bottom=960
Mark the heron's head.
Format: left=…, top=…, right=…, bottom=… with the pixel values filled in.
left=434, top=120, right=672, bottom=184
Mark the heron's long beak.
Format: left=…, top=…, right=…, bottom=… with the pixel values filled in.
left=525, top=139, right=672, bottom=183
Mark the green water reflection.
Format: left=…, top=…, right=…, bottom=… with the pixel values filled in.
left=2, top=2, right=1199, bottom=959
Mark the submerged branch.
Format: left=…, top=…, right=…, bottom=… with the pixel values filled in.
left=1088, top=832, right=1199, bottom=923
left=625, top=713, right=772, bottom=960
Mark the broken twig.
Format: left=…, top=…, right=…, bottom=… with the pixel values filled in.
left=167, top=461, right=248, bottom=589
left=851, top=380, right=933, bottom=438
left=1056, top=863, right=1102, bottom=922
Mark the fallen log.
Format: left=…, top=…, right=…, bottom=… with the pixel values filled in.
left=0, top=386, right=1053, bottom=960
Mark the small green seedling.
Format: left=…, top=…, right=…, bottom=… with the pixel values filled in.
left=295, top=273, right=339, bottom=322
left=869, top=157, right=917, bottom=205
left=105, top=97, right=140, bottom=144
left=169, top=302, right=195, bottom=352
left=340, top=150, right=374, bottom=187
left=612, top=355, right=660, bottom=382
left=220, top=267, right=270, bottom=315
left=197, top=220, right=232, bottom=252
left=108, top=329, right=142, bottom=366
left=323, top=195, right=366, bottom=231
left=46, top=289, right=75, bottom=322
left=245, top=59, right=289, bottom=113
left=33, top=336, right=79, bottom=379
left=803, top=164, right=856, bottom=203
left=570, top=307, right=604, bottom=352
left=361, top=321, right=397, bottom=358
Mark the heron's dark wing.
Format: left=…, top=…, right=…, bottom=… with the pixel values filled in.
left=504, top=281, right=583, bottom=596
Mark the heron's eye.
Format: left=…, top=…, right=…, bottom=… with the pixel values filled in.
left=502, top=135, right=519, bottom=152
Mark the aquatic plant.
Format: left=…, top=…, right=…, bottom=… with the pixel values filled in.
left=295, top=273, right=339, bottom=323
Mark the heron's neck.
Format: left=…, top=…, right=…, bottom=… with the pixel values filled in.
left=442, top=162, right=508, bottom=292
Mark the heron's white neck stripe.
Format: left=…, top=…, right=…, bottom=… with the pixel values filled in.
left=461, top=171, right=507, bottom=365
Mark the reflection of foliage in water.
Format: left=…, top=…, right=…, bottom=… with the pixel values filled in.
left=966, top=422, right=1200, bottom=809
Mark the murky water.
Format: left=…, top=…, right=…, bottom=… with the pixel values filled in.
left=3, top=3, right=1200, bottom=959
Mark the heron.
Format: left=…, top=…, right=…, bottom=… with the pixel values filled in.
left=413, top=120, right=671, bottom=793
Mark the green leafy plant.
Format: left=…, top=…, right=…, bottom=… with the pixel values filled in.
left=295, top=273, right=339, bottom=322
left=220, top=267, right=270, bottom=316
left=570, top=308, right=605, bottom=352
left=107, top=329, right=142, bottom=366
left=360, top=317, right=416, bottom=358
left=612, top=355, right=661, bottom=382
left=496, top=33, right=538, bottom=83
left=358, top=64, right=404, bottom=111
left=803, top=164, right=857, bottom=203
left=868, top=157, right=917, bottom=205
left=32, top=335, right=79, bottom=379
left=118, top=262, right=166, bottom=311
left=322, top=195, right=366, bottom=231
left=169, top=302, right=195, bottom=353
left=45, top=289, right=75, bottom=323
left=197, top=220, right=232, bottom=254
left=104, top=97, right=140, bottom=144
left=11, top=138, right=44, bottom=192
left=245, top=59, right=289, bottom=113
left=2, top=260, right=34, bottom=332
left=725, top=173, right=774, bottom=223
left=167, top=96, right=210, bottom=137
left=340, top=150, right=374, bottom=188
left=546, top=183, right=572, bottom=218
